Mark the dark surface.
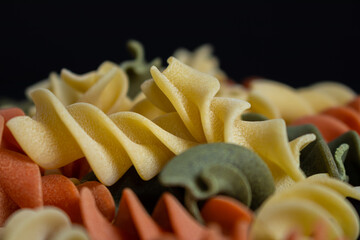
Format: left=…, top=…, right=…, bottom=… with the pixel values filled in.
left=1, top=2, right=360, bottom=99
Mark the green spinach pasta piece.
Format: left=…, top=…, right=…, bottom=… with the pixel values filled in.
left=159, top=143, right=275, bottom=222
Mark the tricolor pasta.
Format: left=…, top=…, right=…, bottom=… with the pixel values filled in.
left=8, top=57, right=312, bottom=189
left=1, top=42, right=360, bottom=239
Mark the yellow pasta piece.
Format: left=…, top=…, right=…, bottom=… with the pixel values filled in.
left=7, top=89, right=197, bottom=185
left=49, top=72, right=82, bottom=106
left=302, top=173, right=360, bottom=200
left=150, top=58, right=220, bottom=143
left=247, top=89, right=281, bottom=119
left=26, top=61, right=133, bottom=114
left=307, top=81, right=356, bottom=105
left=173, top=44, right=227, bottom=81
left=152, top=112, right=197, bottom=142
left=141, top=79, right=175, bottom=113
left=249, top=79, right=315, bottom=123
left=61, top=69, right=99, bottom=93
left=250, top=174, right=360, bottom=239
left=148, top=58, right=309, bottom=186
left=63, top=61, right=132, bottom=114
left=130, top=98, right=165, bottom=120
left=1, top=207, right=89, bottom=240
left=250, top=199, right=342, bottom=239
left=246, top=80, right=356, bottom=123
left=173, top=44, right=249, bottom=102
left=297, top=88, right=339, bottom=112
left=215, top=82, right=248, bottom=100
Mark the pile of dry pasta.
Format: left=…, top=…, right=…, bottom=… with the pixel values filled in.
left=1, top=40, right=360, bottom=240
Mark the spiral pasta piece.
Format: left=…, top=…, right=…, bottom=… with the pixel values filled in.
left=7, top=88, right=197, bottom=185
left=80, top=187, right=252, bottom=240
left=172, top=44, right=249, bottom=101
left=247, top=79, right=357, bottom=122
left=8, top=57, right=312, bottom=188
left=147, top=57, right=312, bottom=185
left=0, top=207, right=89, bottom=240
left=328, top=131, right=360, bottom=186
left=0, top=108, right=25, bottom=152
left=159, top=143, right=275, bottom=221
left=120, top=40, right=162, bottom=99
left=173, top=44, right=227, bottom=81
left=26, top=61, right=132, bottom=115
left=291, top=95, right=360, bottom=143
left=305, top=81, right=357, bottom=105
left=250, top=174, right=360, bottom=240
left=0, top=117, right=115, bottom=225
left=247, top=79, right=315, bottom=122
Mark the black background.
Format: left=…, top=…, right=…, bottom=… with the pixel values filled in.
left=1, top=2, right=360, bottom=99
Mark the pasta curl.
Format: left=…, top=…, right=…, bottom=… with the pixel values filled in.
left=0, top=207, right=89, bottom=240
left=26, top=61, right=132, bottom=115
left=146, top=57, right=312, bottom=186
left=250, top=174, right=360, bottom=240
left=247, top=79, right=356, bottom=122
left=8, top=57, right=311, bottom=188
left=7, top=88, right=197, bottom=185
left=80, top=187, right=253, bottom=240
left=173, top=44, right=227, bottom=81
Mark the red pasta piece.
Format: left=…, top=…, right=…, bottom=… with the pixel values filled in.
left=285, top=229, right=301, bottom=240
left=77, top=181, right=115, bottom=222
left=0, top=148, right=42, bottom=208
left=114, top=188, right=163, bottom=240
left=201, top=196, right=253, bottom=239
left=291, top=114, right=350, bottom=142
left=0, top=186, right=19, bottom=226
left=323, top=106, right=360, bottom=134
left=42, top=174, right=81, bottom=223
left=80, top=187, right=122, bottom=240
left=347, top=96, right=360, bottom=113
left=232, top=221, right=252, bottom=240
left=203, top=224, right=225, bottom=240
left=242, top=76, right=263, bottom=88
left=284, top=220, right=341, bottom=240
left=311, top=221, right=328, bottom=240
left=152, top=193, right=208, bottom=240
left=78, top=187, right=262, bottom=239
left=61, top=157, right=91, bottom=180
left=0, top=116, right=4, bottom=145
left=0, top=108, right=25, bottom=152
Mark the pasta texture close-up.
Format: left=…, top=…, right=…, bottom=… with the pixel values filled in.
left=0, top=42, right=360, bottom=239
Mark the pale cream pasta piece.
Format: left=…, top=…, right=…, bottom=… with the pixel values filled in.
left=297, top=88, right=339, bottom=113
left=26, top=61, right=133, bottom=115
left=246, top=89, right=281, bottom=119
left=130, top=98, right=166, bottom=120
left=215, top=82, right=248, bottom=101
left=173, top=44, right=227, bottom=81
left=61, top=61, right=133, bottom=114
left=306, top=81, right=357, bottom=105
left=0, top=207, right=89, bottom=240
left=173, top=44, right=250, bottom=101
left=248, top=79, right=315, bottom=123
left=246, top=80, right=357, bottom=122
left=250, top=174, right=360, bottom=240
